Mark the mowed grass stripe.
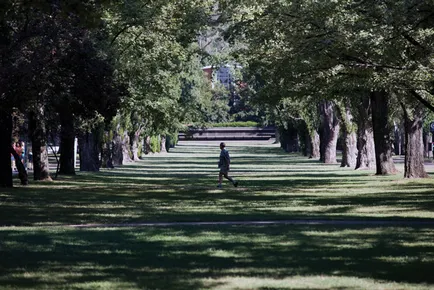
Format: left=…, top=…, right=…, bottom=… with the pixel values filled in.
left=1, top=140, right=434, bottom=226
left=1, top=225, right=434, bottom=289
left=1, top=140, right=434, bottom=289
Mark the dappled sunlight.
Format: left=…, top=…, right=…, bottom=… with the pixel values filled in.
left=1, top=225, right=434, bottom=289
left=2, top=141, right=434, bottom=288
left=204, top=275, right=433, bottom=290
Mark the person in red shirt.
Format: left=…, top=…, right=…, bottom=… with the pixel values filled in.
left=14, top=142, right=23, bottom=159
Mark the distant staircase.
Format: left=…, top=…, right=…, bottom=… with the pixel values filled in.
left=179, top=127, right=276, bottom=141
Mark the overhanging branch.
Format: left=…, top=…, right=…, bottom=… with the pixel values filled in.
left=410, top=90, right=434, bottom=113
left=402, top=32, right=428, bottom=51
left=110, top=24, right=132, bottom=46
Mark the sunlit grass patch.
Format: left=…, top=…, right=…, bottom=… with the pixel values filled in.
left=2, top=140, right=434, bottom=288
left=1, top=225, right=434, bottom=289
left=2, top=140, right=434, bottom=226
left=203, top=275, right=434, bottom=290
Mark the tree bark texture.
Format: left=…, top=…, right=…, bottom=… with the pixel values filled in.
left=122, top=131, right=132, bottom=163
left=342, top=131, right=357, bottom=167
left=401, top=103, right=428, bottom=178
left=338, top=102, right=357, bottom=168
left=274, top=127, right=280, bottom=144
left=101, top=132, right=114, bottom=169
left=319, top=100, right=340, bottom=164
left=394, top=122, right=404, bottom=156
left=160, top=135, right=167, bottom=153
left=59, top=114, right=76, bottom=175
left=355, top=95, right=375, bottom=170
left=112, top=133, right=123, bottom=166
left=309, top=130, right=320, bottom=159
left=0, top=110, right=13, bottom=187
left=297, top=120, right=309, bottom=156
left=29, top=107, right=51, bottom=181
left=371, top=91, right=397, bottom=175
left=79, top=132, right=100, bottom=172
left=356, top=127, right=376, bottom=170
left=144, top=136, right=151, bottom=154
left=301, top=118, right=320, bottom=158
left=423, top=132, right=430, bottom=158
left=129, top=130, right=141, bottom=161
left=280, top=123, right=299, bottom=153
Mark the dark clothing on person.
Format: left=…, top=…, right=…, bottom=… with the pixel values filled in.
left=219, top=148, right=230, bottom=173
left=217, top=143, right=238, bottom=188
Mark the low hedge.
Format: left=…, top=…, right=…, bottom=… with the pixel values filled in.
left=187, top=121, right=260, bottom=128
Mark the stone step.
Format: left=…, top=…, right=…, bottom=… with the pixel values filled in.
left=179, top=126, right=276, bottom=141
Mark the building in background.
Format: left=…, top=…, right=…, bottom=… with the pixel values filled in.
left=202, top=65, right=214, bottom=85
left=202, top=64, right=247, bottom=110
left=202, top=64, right=240, bottom=90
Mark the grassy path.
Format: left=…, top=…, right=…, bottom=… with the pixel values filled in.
left=1, top=140, right=434, bottom=289
left=3, top=140, right=434, bottom=226
left=66, top=219, right=434, bottom=228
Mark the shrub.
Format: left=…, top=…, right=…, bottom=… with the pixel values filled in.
left=187, top=121, right=260, bottom=129
left=150, top=136, right=160, bottom=153
left=165, top=132, right=178, bottom=152
left=207, top=121, right=259, bottom=127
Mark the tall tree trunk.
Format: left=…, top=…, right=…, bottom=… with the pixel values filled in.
left=79, top=132, right=100, bottom=172
left=0, top=109, right=13, bottom=187
left=338, top=101, right=357, bottom=168
left=371, top=91, right=397, bottom=175
left=298, top=121, right=309, bottom=156
left=319, top=100, right=340, bottom=164
left=129, top=130, right=141, bottom=161
left=423, top=132, right=430, bottom=158
left=112, top=133, right=123, bottom=166
left=144, top=136, right=151, bottom=155
left=101, top=131, right=114, bottom=168
left=29, top=107, right=51, bottom=181
left=356, top=126, right=376, bottom=170
left=309, top=130, right=320, bottom=159
left=165, top=134, right=176, bottom=152
left=274, top=127, right=280, bottom=144
left=122, top=131, right=132, bottom=163
left=304, top=133, right=311, bottom=157
left=401, top=103, right=428, bottom=178
left=59, top=114, right=75, bottom=175
left=280, top=123, right=299, bottom=153
left=160, top=135, right=167, bottom=153
left=342, top=131, right=357, bottom=167
left=355, top=94, right=375, bottom=170
left=394, top=121, right=404, bottom=156
left=287, top=126, right=299, bottom=153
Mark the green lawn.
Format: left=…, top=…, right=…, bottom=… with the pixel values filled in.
left=1, top=140, right=434, bottom=289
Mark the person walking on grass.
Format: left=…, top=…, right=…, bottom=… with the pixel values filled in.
left=217, top=142, right=238, bottom=188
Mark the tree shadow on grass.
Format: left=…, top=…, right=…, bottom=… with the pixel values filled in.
left=0, top=225, right=434, bottom=289
left=2, top=181, right=434, bottom=226
left=3, top=141, right=434, bottom=226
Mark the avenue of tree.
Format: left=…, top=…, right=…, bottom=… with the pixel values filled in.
left=220, top=0, right=434, bottom=178
left=1, top=0, right=434, bottom=187
left=0, top=0, right=217, bottom=186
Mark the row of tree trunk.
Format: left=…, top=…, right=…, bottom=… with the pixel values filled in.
left=280, top=91, right=428, bottom=178
left=0, top=108, right=169, bottom=187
